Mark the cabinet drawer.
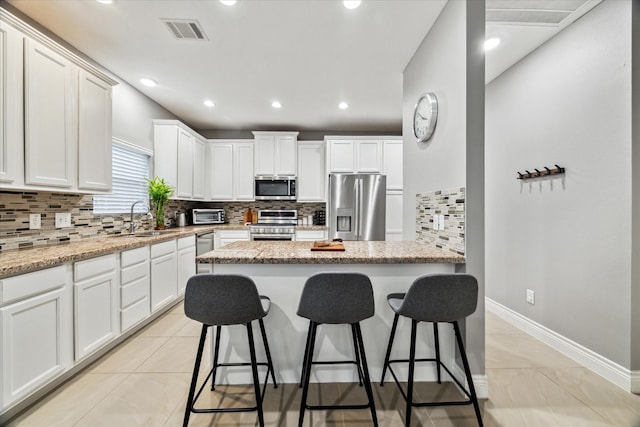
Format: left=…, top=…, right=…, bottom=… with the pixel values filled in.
left=74, top=254, right=117, bottom=282
left=177, top=235, right=195, bottom=250
left=151, top=240, right=176, bottom=258
left=0, top=265, right=69, bottom=305
left=121, top=275, right=149, bottom=308
left=218, top=230, right=249, bottom=240
left=121, top=246, right=149, bottom=268
left=121, top=261, right=148, bottom=287
left=121, top=296, right=150, bottom=332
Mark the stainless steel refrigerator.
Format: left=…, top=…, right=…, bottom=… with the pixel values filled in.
left=328, top=173, right=386, bottom=241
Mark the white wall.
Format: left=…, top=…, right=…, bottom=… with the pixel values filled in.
left=403, top=0, right=485, bottom=375
left=485, top=0, right=632, bottom=367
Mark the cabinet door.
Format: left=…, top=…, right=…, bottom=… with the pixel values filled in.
left=383, top=140, right=403, bottom=190
left=192, top=139, right=205, bottom=199
left=1, top=286, right=72, bottom=408
left=78, top=69, right=112, bottom=191
left=235, top=142, right=254, bottom=200
left=254, top=134, right=275, bottom=176
left=24, top=38, right=77, bottom=188
left=74, top=270, right=118, bottom=360
left=355, top=140, right=382, bottom=173
left=177, top=245, right=196, bottom=296
left=295, top=229, right=327, bottom=241
left=176, top=129, right=193, bottom=199
left=150, top=252, right=177, bottom=312
left=328, top=140, right=354, bottom=173
left=209, top=143, right=233, bottom=200
left=275, top=134, right=297, bottom=176
left=297, top=141, right=326, bottom=202
left=0, top=22, right=24, bottom=187
left=385, top=191, right=403, bottom=241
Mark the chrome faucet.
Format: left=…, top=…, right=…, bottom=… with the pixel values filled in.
left=130, top=200, right=147, bottom=234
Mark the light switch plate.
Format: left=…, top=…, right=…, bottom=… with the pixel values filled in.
left=526, top=289, right=535, bottom=305
left=29, top=214, right=41, bottom=230
left=55, top=212, right=72, bottom=228
left=432, top=215, right=439, bottom=230
left=439, top=214, right=445, bottom=230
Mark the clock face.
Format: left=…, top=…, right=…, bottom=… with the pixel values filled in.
left=413, top=92, right=438, bottom=142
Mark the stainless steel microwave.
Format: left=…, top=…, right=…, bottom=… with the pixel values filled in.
left=254, top=176, right=296, bottom=201
left=191, top=209, right=226, bottom=224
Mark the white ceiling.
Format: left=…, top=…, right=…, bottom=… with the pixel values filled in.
left=6, top=0, right=602, bottom=134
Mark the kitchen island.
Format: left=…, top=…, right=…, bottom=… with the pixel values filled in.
left=196, top=241, right=473, bottom=386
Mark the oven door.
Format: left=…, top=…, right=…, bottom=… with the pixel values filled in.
left=250, top=233, right=295, bottom=241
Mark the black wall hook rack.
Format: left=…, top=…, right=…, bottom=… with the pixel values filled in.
left=517, top=164, right=565, bottom=180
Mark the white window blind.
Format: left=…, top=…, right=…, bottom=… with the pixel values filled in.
left=93, top=144, right=150, bottom=214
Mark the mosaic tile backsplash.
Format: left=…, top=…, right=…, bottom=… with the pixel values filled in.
left=415, top=187, right=465, bottom=256
left=0, top=190, right=325, bottom=252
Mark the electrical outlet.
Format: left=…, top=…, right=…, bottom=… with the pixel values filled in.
left=439, top=214, right=445, bottom=230
left=432, top=215, right=439, bottom=230
left=55, top=212, right=72, bottom=228
left=29, top=214, right=41, bottom=230
left=526, top=289, right=535, bottom=305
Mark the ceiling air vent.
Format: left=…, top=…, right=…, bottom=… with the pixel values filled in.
left=161, top=19, right=208, bottom=41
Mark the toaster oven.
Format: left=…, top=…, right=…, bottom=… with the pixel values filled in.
left=191, top=209, right=226, bottom=224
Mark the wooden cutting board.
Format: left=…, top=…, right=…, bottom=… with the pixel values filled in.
left=311, top=241, right=345, bottom=251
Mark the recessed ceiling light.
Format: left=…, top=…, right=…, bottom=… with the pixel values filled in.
left=484, top=37, right=501, bottom=51
left=204, top=100, right=215, bottom=108
left=338, top=102, right=349, bottom=110
left=140, top=78, right=157, bottom=87
left=96, top=0, right=113, bottom=4
left=220, top=0, right=237, bottom=5
left=343, top=0, right=361, bottom=9
left=271, top=101, right=282, bottom=109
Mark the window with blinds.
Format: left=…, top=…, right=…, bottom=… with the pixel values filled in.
left=93, top=144, right=150, bottom=214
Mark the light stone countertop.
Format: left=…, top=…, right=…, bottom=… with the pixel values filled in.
left=197, top=241, right=464, bottom=265
left=0, top=224, right=250, bottom=279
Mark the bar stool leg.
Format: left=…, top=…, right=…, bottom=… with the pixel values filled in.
left=258, top=318, right=278, bottom=389
left=380, top=313, right=399, bottom=386
left=453, top=321, right=483, bottom=427
left=406, top=319, right=418, bottom=427
left=351, top=324, right=364, bottom=386
left=210, top=325, right=221, bottom=391
left=298, top=321, right=318, bottom=427
left=299, top=321, right=312, bottom=388
left=246, top=322, right=265, bottom=427
left=433, top=322, right=442, bottom=384
left=354, top=323, right=379, bottom=427
left=184, top=324, right=208, bottom=427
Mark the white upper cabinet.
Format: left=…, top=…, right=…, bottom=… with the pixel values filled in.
left=78, top=69, right=112, bottom=192
left=253, top=131, right=298, bottom=176
left=326, top=138, right=383, bottom=174
left=297, top=141, right=326, bottom=202
left=24, top=38, right=77, bottom=189
left=0, top=12, right=116, bottom=193
left=382, top=140, right=403, bottom=190
left=0, top=21, right=24, bottom=187
left=192, top=138, right=205, bottom=199
left=153, top=120, right=206, bottom=201
left=207, top=140, right=254, bottom=201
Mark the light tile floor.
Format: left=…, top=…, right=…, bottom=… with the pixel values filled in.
left=7, top=305, right=640, bottom=426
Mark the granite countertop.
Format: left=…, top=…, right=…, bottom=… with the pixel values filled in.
left=0, top=224, right=250, bottom=279
left=197, top=241, right=465, bottom=265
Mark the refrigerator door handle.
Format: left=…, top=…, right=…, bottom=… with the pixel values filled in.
left=357, top=178, right=364, bottom=239
left=354, top=178, right=360, bottom=240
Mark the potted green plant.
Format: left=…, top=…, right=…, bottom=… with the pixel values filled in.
left=146, top=176, right=174, bottom=229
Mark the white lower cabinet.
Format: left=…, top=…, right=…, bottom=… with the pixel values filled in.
left=177, top=236, right=196, bottom=296
left=215, top=230, right=249, bottom=248
left=0, top=265, right=73, bottom=410
left=150, top=240, right=178, bottom=312
left=73, top=255, right=119, bottom=361
left=120, top=246, right=150, bottom=333
left=295, top=229, right=328, bottom=241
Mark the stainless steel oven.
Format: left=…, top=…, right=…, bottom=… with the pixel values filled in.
left=249, top=210, right=297, bottom=241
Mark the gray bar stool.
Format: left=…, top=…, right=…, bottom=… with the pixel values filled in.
left=182, top=274, right=277, bottom=427
left=379, top=273, right=483, bottom=426
left=297, top=272, right=378, bottom=427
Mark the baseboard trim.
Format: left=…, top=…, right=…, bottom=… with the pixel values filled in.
left=451, top=362, right=489, bottom=399
left=486, top=297, right=635, bottom=393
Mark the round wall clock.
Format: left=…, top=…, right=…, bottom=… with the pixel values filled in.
left=413, top=92, right=438, bottom=142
